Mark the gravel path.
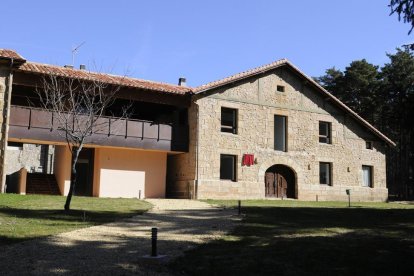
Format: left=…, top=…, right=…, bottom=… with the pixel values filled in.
left=0, top=199, right=238, bottom=275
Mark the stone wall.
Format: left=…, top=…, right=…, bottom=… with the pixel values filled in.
left=5, top=144, right=55, bottom=175
left=170, top=68, right=388, bottom=201
left=0, top=65, right=12, bottom=193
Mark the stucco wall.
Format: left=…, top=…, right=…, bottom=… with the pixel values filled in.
left=94, top=147, right=167, bottom=198
left=54, top=145, right=71, bottom=195
left=171, top=68, right=388, bottom=201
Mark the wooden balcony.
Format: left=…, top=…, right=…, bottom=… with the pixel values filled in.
left=8, top=105, right=188, bottom=152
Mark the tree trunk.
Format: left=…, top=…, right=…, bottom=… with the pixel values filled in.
left=64, top=147, right=81, bottom=211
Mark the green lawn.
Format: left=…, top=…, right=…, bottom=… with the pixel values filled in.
left=171, top=200, right=414, bottom=276
left=0, top=194, right=151, bottom=245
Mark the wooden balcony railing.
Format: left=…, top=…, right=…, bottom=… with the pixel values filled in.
left=8, top=105, right=188, bottom=152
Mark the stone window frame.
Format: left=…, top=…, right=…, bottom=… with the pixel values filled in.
left=319, top=121, right=332, bottom=144
left=319, top=162, right=332, bottom=186
left=362, top=165, right=373, bottom=188
left=220, top=154, right=237, bottom=182
left=221, top=107, right=238, bottom=134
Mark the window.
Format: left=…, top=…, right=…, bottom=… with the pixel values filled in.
left=366, top=141, right=373, bottom=149
left=319, top=162, right=332, bottom=185
left=274, top=115, right=287, bottom=151
left=7, top=142, right=23, bottom=150
left=319, top=121, right=331, bottom=144
left=221, top=107, right=237, bottom=134
left=277, top=85, right=285, bottom=92
left=362, top=165, right=373, bottom=187
left=220, top=154, right=237, bottom=181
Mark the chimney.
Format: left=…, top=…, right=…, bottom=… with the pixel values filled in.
left=64, top=65, right=74, bottom=69
left=80, top=64, right=86, bottom=70
left=178, top=77, right=187, bottom=87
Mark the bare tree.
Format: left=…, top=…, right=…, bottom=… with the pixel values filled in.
left=37, top=75, right=128, bottom=211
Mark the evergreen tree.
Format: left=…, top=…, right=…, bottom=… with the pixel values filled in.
left=381, top=49, right=414, bottom=198
left=316, top=49, right=414, bottom=199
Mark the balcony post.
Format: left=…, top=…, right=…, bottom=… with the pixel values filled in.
left=50, top=111, right=54, bottom=131
left=108, top=118, right=111, bottom=137
left=125, top=118, right=128, bottom=139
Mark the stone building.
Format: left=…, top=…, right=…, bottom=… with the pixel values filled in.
left=0, top=49, right=395, bottom=201
left=167, top=60, right=395, bottom=201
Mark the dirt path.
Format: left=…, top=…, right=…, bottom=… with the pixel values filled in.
left=0, top=199, right=238, bottom=275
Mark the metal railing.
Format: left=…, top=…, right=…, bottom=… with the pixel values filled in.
left=9, top=105, right=188, bottom=152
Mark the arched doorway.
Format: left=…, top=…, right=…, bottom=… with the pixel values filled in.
left=265, top=164, right=296, bottom=198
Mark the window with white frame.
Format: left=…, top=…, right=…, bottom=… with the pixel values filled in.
left=362, top=165, right=373, bottom=187
left=319, top=121, right=331, bottom=144
left=319, top=162, right=332, bottom=185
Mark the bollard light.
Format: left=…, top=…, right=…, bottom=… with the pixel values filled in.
left=151, top=227, right=158, bottom=257
left=346, top=189, right=351, bottom=207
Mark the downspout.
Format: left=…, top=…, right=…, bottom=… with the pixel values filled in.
left=1, top=58, right=14, bottom=193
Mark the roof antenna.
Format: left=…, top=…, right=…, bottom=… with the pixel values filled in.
left=71, top=41, right=86, bottom=67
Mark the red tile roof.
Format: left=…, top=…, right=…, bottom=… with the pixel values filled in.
left=0, top=49, right=26, bottom=64
left=17, top=62, right=192, bottom=95
left=0, top=49, right=395, bottom=145
left=195, top=59, right=288, bottom=92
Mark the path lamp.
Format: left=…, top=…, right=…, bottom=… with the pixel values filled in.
left=151, top=227, right=158, bottom=257
left=346, top=189, right=351, bottom=207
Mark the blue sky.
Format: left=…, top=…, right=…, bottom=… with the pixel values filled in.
left=0, top=1, right=410, bottom=86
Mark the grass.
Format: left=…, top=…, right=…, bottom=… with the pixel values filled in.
left=171, top=200, right=414, bottom=276
left=0, top=194, right=151, bottom=245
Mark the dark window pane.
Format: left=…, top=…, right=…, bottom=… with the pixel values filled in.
left=274, top=115, right=287, bottom=151
left=366, top=141, right=373, bottom=149
left=319, top=136, right=328, bottom=143
left=7, top=142, right=23, bottom=148
left=319, top=162, right=331, bottom=185
left=221, top=108, right=237, bottom=134
left=220, top=154, right=236, bottom=181
left=277, top=85, right=285, bottom=92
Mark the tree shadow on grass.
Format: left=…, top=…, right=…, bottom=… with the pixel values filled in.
left=171, top=206, right=414, bottom=276
left=0, top=207, right=146, bottom=222
left=0, top=207, right=237, bottom=275
left=0, top=207, right=147, bottom=246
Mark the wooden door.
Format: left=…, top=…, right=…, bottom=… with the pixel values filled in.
left=276, top=173, right=287, bottom=198
left=265, top=172, right=276, bottom=197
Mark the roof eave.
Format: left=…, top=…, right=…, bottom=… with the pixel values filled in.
left=15, top=65, right=192, bottom=96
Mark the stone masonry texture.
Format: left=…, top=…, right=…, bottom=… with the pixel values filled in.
left=0, top=65, right=11, bottom=193
left=170, top=68, right=388, bottom=201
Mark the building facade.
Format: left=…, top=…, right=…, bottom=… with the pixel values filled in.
left=168, top=60, right=395, bottom=201
left=0, top=49, right=190, bottom=198
left=0, top=50, right=395, bottom=201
